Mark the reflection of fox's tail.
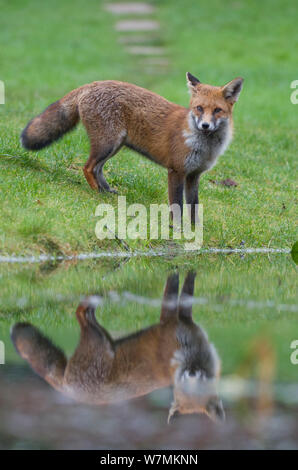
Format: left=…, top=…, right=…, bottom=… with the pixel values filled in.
left=11, top=322, right=67, bottom=391
left=21, top=88, right=81, bottom=151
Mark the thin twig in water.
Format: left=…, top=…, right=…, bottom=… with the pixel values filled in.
left=104, top=225, right=131, bottom=252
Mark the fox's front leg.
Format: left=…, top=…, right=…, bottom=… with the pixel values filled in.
left=185, top=171, right=200, bottom=224
left=178, top=271, right=196, bottom=321
left=168, top=169, right=184, bottom=225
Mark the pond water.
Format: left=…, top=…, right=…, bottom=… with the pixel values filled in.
left=0, top=253, right=297, bottom=449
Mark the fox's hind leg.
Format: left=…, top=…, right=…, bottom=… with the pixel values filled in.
left=93, top=132, right=126, bottom=192
left=65, top=298, right=115, bottom=388
left=93, top=147, right=120, bottom=194
left=83, top=145, right=119, bottom=193
left=83, top=150, right=103, bottom=190
left=82, top=117, right=125, bottom=192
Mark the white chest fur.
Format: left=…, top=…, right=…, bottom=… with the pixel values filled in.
left=183, top=114, right=232, bottom=175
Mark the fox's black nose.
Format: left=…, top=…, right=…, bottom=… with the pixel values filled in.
left=202, top=122, right=210, bottom=130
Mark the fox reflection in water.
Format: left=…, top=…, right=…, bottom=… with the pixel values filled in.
left=11, top=272, right=224, bottom=422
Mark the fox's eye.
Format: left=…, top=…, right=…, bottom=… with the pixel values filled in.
left=214, top=107, right=222, bottom=113
left=197, top=106, right=203, bottom=113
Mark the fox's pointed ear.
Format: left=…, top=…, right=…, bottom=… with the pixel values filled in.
left=222, top=77, right=243, bottom=103
left=186, top=72, right=201, bottom=93
left=206, top=397, right=225, bottom=422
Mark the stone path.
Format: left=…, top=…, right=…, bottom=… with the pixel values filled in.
left=114, top=19, right=159, bottom=31
left=104, top=2, right=169, bottom=75
left=125, top=45, right=165, bottom=55
left=105, top=2, right=155, bottom=15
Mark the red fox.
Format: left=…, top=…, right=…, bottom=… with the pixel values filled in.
left=21, top=74, right=243, bottom=223
left=11, top=272, right=224, bottom=422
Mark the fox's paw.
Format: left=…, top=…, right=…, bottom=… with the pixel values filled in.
left=108, top=188, right=118, bottom=195
left=98, top=186, right=118, bottom=194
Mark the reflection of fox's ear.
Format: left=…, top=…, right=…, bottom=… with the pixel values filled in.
left=11, top=322, right=67, bottom=390
left=206, top=397, right=225, bottom=422
left=222, top=77, right=243, bottom=103
left=186, top=72, right=201, bottom=93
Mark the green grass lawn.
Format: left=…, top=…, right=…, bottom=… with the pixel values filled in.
left=0, top=0, right=297, bottom=256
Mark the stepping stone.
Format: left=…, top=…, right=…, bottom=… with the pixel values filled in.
left=105, top=2, right=155, bottom=14
left=118, top=35, right=158, bottom=44
left=125, top=45, right=166, bottom=55
left=115, top=20, right=159, bottom=31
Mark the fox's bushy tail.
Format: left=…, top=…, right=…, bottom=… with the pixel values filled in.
left=21, top=88, right=81, bottom=150
left=11, top=322, right=67, bottom=390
